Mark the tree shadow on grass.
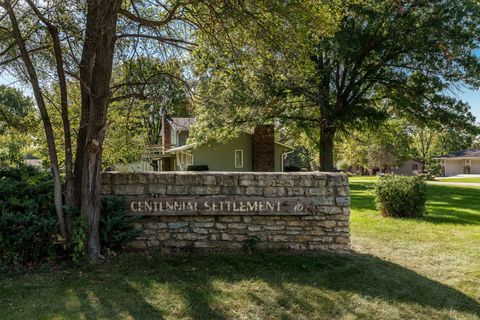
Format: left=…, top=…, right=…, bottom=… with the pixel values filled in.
left=350, top=181, right=480, bottom=225
left=57, top=253, right=480, bottom=319
left=422, top=185, right=480, bottom=225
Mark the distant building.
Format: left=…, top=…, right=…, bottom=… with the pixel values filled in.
left=434, top=149, right=480, bottom=176
left=389, top=159, right=424, bottom=176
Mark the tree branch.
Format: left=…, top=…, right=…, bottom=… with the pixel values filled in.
left=119, top=1, right=182, bottom=28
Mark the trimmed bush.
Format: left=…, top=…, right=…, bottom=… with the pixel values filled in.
left=187, top=165, right=209, bottom=171
left=284, top=165, right=301, bottom=172
left=0, top=166, right=60, bottom=267
left=374, top=175, right=427, bottom=218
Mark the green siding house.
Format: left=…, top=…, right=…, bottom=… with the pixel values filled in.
left=159, top=115, right=293, bottom=172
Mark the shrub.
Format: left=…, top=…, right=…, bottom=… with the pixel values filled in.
left=0, top=166, right=60, bottom=267
left=284, top=165, right=301, bottom=172
left=100, top=196, right=140, bottom=251
left=187, top=165, right=209, bottom=171
left=374, top=175, right=427, bottom=218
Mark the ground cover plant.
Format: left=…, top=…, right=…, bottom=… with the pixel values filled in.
left=0, top=181, right=479, bottom=319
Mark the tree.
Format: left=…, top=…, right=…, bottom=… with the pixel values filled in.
left=409, top=124, right=478, bottom=174
left=192, top=0, right=480, bottom=171
left=0, top=0, right=275, bottom=261
left=0, top=85, right=37, bottom=166
left=338, top=120, right=413, bottom=173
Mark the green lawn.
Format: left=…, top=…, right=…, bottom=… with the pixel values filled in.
left=1, top=182, right=479, bottom=319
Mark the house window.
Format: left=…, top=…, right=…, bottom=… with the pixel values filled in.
left=412, top=164, right=418, bottom=170
left=184, top=152, right=193, bottom=166
left=235, top=149, right=244, bottom=168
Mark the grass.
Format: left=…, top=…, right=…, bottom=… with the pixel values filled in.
left=435, top=177, right=480, bottom=183
left=1, top=182, right=479, bottom=319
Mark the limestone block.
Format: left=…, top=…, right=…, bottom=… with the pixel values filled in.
left=270, top=235, right=288, bottom=242
left=217, top=174, right=239, bottom=186
left=168, top=222, right=189, bottom=229
left=147, top=173, right=174, bottom=185
left=203, top=175, right=217, bottom=186
left=221, top=186, right=243, bottom=195
left=178, top=233, right=208, bottom=241
left=113, top=184, right=145, bottom=195
left=157, top=233, right=170, bottom=241
left=331, top=214, right=349, bottom=221
left=315, top=205, right=343, bottom=215
left=239, top=174, right=256, bottom=186
left=245, top=187, right=263, bottom=196
left=147, top=184, right=167, bottom=195
left=264, top=225, right=285, bottom=231
left=228, top=223, right=247, bottom=230
left=144, top=222, right=168, bottom=229
left=315, top=197, right=335, bottom=206
left=318, top=220, right=336, bottom=228
left=175, top=174, right=199, bottom=186
left=307, top=188, right=325, bottom=196
left=263, top=187, right=286, bottom=197
left=100, top=173, right=111, bottom=185
left=287, top=187, right=305, bottom=196
left=334, top=236, right=350, bottom=244
left=215, top=223, right=227, bottom=229
left=247, top=225, right=262, bottom=232
left=191, top=222, right=215, bottom=228
left=298, top=179, right=315, bottom=187
left=336, top=196, right=350, bottom=207
left=218, top=216, right=241, bottom=222
left=167, top=185, right=189, bottom=195
left=100, top=184, right=111, bottom=195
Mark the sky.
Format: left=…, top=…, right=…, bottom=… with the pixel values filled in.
left=458, top=88, right=480, bottom=122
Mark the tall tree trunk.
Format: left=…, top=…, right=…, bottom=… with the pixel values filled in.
left=79, top=0, right=121, bottom=262
left=4, top=0, right=68, bottom=239
left=25, top=0, right=74, bottom=240
left=319, top=125, right=336, bottom=172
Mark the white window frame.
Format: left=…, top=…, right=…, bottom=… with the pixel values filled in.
left=183, top=151, right=194, bottom=166
left=235, top=149, right=244, bottom=168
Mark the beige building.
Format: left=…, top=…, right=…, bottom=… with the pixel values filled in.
left=435, top=149, right=480, bottom=176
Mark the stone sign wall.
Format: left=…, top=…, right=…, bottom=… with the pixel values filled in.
left=101, top=172, right=350, bottom=253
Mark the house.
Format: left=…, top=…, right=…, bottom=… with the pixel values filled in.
left=157, top=114, right=293, bottom=172
left=389, top=159, right=424, bottom=176
left=435, top=149, right=480, bottom=176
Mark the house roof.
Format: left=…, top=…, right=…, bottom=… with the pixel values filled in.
left=166, top=140, right=293, bottom=154
left=165, top=144, right=195, bottom=153
left=434, top=149, right=480, bottom=159
left=168, top=117, right=196, bottom=131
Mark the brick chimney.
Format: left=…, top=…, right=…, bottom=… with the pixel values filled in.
left=161, top=109, right=172, bottom=171
left=252, top=125, right=275, bottom=171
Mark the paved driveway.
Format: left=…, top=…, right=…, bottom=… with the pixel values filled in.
left=428, top=181, right=480, bottom=187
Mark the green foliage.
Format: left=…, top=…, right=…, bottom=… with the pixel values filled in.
left=70, top=214, right=87, bottom=263
left=186, top=165, right=209, bottom=171
left=0, top=166, right=59, bottom=267
left=374, top=176, right=427, bottom=218
left=0, top=85, right=35, bottom=134
left=100, top=196, right=140, bottom=251
left=243, top=236, right=260, bottom=253
left=338, top=120, right=413, bottom=172
left=0, top=86, right=39, bottom=167
left=193, top=0, right=480, bottom=168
